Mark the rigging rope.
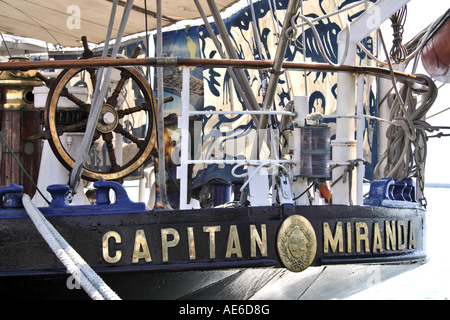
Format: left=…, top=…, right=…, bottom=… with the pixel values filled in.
left=374, top=26, right=439, bottom=183
left=21, top=194, right=120, bottom=300
left=330, top=159, right=363, bottom=206
left=0, top=132, right=50, bottom=205
left=286, top=12, right=351, bottom=68
left=389, top=6, right=408, bottom=64
left=374, top=74, right=438, bottom=182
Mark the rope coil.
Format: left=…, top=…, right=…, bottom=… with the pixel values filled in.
left=390, top=6, right=408, bottom=64
left=374, top=74, right=438, bottom=182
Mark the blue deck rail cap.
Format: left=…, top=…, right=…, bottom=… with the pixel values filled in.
left=0, top=183, right=23, bottom=209
left=93, top=179, right=134, bottom=205
left=46, top=184, right=70, bottom=208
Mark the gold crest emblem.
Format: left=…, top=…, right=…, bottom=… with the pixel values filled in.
left=277, top=215, right=317, bottom=272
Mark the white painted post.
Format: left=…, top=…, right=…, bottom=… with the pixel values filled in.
left=247, top=166, right=271, bottom=206
left=332, top=42, right=357, bottom=205
left=356, top=74, right=366, bottom=205
left=176, top=67, right=191, bottom=209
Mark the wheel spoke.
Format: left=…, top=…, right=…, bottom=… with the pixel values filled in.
left=117, top=103, right=150, bottom=118
left=106, top=68, right=132, bottom=108
left=106, top=47, right=141, bottom=107
left=90, top=130, right=101, bottom=148
left=60, top=87, right=90, bottom=111
left=102, top=132, right=120, bottom=172
left=87, top=68, right=97, bottom=90
left=57, top=119, right=88, bottom=135
left=114, top=123, right=145, bottom=149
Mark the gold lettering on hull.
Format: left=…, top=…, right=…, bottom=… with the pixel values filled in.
left=203, top=226, right=220, bottom=259
left=102, top=224, right=268, bottom=264
left=397, top=220, right=406, bottom=251
left=373, top=223, right=383, bottom=253
left=132, top=229, right=152, bottom=263
left=346, top=222, right=351, bottom=253
left=355, top=222, right=369, bottom=253
left=385, top=220, right=396, bottom=250
left=225, top=225, right=242, bottom=258
left=250, top=224, right=267, bottom=257
left=187, top=227, right=196, bottom=260
left=323, top=220, right=416, bottom=254
left=102, top=231, right=122, bottom=263
left=161, top=228, right=180, bottom=262
left=323, top=222, right=342, bottom=253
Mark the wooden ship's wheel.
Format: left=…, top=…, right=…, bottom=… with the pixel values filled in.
left=42, top=43, right=157, bottom=182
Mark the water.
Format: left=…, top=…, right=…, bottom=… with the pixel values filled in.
left=346, top=187, right=450, bottom=300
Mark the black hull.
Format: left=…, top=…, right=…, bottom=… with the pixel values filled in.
left=0, top=261, right=425, bottom=300
left=0, top=182, right=427, bottom=299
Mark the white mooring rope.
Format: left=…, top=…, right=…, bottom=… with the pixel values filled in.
left=22, top=194, right=120, bottom=300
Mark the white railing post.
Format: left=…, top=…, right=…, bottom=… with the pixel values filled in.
left=332, top=42, right=357, bottom=205
left=177, top=67, right=192, bottom=209
left=356, top=74, right=366, bottom=205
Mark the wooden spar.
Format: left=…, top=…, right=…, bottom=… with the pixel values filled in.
left=0, top=57, right=428, bottom=86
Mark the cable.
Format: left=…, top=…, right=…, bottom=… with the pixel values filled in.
left=374, top=26, right=438, bottom=182
left=374, top=74, right=438, bottom=182
left=427, top=105, right=450, bottom=119
left=389, top=6, right=408, bottom=64
left=231, top=160, right=291, bottom=193
left=0, top=33, right=12, bottom=58
left=287, top=13, right=351, bottom=68
left=0, top=0, right=63, bottom=46
left=0, top=132, right=50, bottom=205
left=358, top=9, right=447, bottom=68
left=292, top=182, right=314, bottom=201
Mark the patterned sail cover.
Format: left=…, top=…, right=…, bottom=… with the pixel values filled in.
left=157, top=0, right=379, bottom=195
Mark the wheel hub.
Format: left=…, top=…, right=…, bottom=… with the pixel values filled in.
left=96, top=104, right=118, bottom=133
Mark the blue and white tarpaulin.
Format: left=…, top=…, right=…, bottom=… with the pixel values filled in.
left=156, top=0, right=379, bottom=190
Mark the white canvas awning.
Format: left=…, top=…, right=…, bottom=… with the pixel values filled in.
left=0, top=0, right=239, bottom=47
